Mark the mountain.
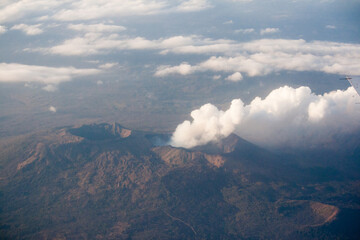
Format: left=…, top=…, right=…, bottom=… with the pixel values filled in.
left=0, top=123, right=359, bottom=239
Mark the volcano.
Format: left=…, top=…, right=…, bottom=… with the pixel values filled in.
left=0, top=123, right=359, bottom=239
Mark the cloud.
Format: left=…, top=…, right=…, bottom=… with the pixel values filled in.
left=0, top=0, right=61, bottom=23
left=223, top=20, right=233, bottom=24
left=326, top=25, right=336, bottom=29
left=68, top=23, right=126, bottom=33
left=0, top=0, right=210, bottom=24
left=234, top=28, right=255, bottom=34
left=213, top=75, right=221, bottom=80
left=43, top=84, right=57, bottom=92
left=49, top=106, right=57, bottom=113
left=260, top=28, right=280, bottom=35
left=176, top=0, right=212, bottom=12
left=0, top=25, right=6, bottom=34
left=96, top=80, right=103, bottom=85
left=99, top=62, right=118, bottom=69
left=0, top=63, right=101, bottom=85
left=155, top=62, right=195, bottom=77
left=170, top=85, right=360, bottom=149
left=226, top=72, right=243, bottom=82
left=11, top=23, right=43, bottom=35
left=154, top=39, right=360, bottom=77
left=34, top=34, right=234, bottom=56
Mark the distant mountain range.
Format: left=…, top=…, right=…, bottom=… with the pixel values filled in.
left=1, top=123, right=359, bottom=239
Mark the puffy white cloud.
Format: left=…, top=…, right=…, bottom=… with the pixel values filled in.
left=155, top=39, right=360, bottom=77
left=260, top=28, right=280, bottom=35
left=226, top=72, right=243, bottom=82
left=96, top=80, right=103, bottom=85
left=49, top=106, right=57, bottom=112
left=11, top=23, right=43, bottom=35
left=0, top=63, right=101, bottom=85
left=171, top=85, right=360, bottom=149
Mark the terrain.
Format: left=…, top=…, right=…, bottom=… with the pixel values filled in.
left=0, top=122, right=359, bottom=239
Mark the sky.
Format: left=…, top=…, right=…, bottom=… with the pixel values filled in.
left=0, top=0, right=360, bottom=149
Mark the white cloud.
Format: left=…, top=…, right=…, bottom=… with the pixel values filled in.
left=0, top=25, right=6, bottom=34
left=326, top=25, right=336, bottom=29
left=68, top=23, right=126, bottom=33
left=155, top=39, right=360, bottom=77
left=170, top=85, right=360, bottom=149
left=223, top=20, right=233, bottom=24
left=0, top=63, right=101, bottom=85
left=11, top=24, right=43, bottom=35
left=96, top=80, right=103, bottom=85
left=260, top=28, right=280, bottom=35
left=176, top=0, right=212, bottom=12
left=155, top=62, right=194, bottom=77
left=34, top=34, right=234, bottom=56
left=226, top=72, right=243, bottom=82
left=99, top=62, right=118, bottom=69
left=234, top=28, right=254, bottom=34
left=213, top=75, right=221, bottom=80
left=0, top=0, right=61, bottom=23
left=43, top=84, right=57, bottom=92
left=49, top=106, right=57, bottom=112
left=0, top=0, right=210, bottom=24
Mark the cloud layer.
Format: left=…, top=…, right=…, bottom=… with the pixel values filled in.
left=0, top=0, right=211, bottom=24
left=170, top=85, right=360, bottom=149
left=155, top=38, right=360, bottom=77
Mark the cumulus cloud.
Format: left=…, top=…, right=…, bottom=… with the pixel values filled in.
left=0, top=63, right=101, bottom=85
left=155, top=38, right=360, bottom=77
left=11, top=23, right=43, bottom=35
left=170, top=85, right=360, bottom=149
left=260, top=28, right=280, bottom=35
left=226, top=72, right=243, bottom=82
left=49, top=106, right=57, bottom=113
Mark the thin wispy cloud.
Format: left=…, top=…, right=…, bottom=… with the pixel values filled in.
left=0, top=63, right=101, bottom=85
left=11, top=23, right=43, bottom=35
